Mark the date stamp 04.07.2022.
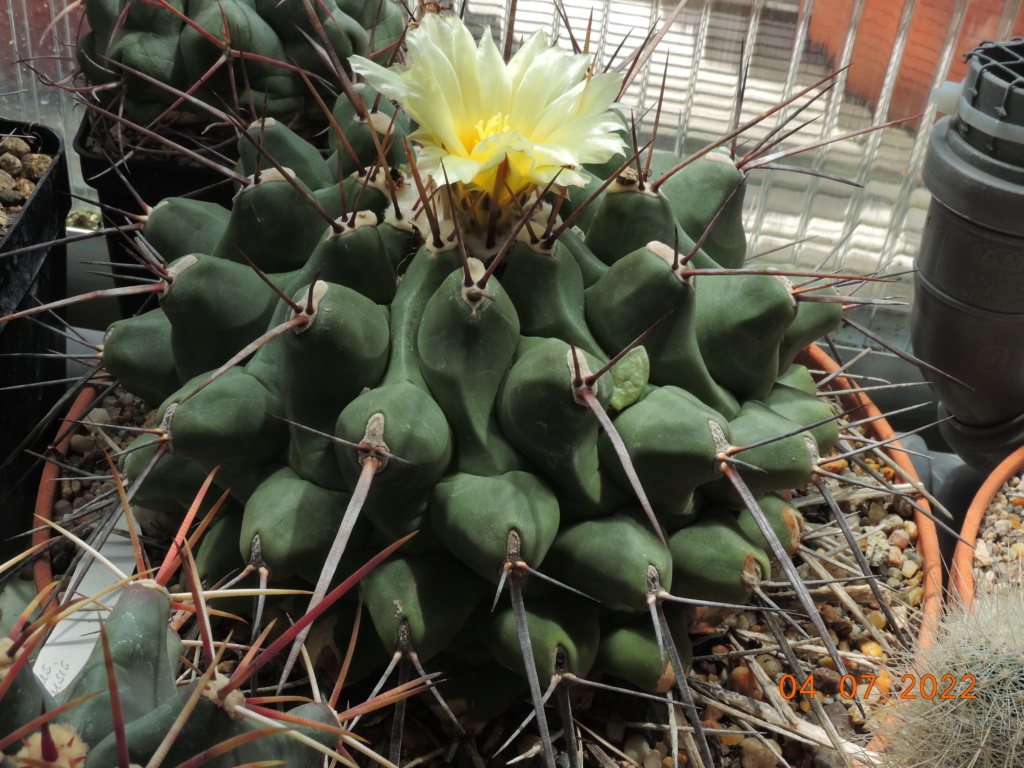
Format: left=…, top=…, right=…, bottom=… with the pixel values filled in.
left=778, top=673, right=978, bottom=700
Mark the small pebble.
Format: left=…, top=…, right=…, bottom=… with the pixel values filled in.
left=811, top=666, right=841, bottom=695
left=719, top=726, right=745, bottom=747
left=1012, top=542, right=1024, bottom=560
left=88, top=408, right=111, bottom=425
left=728, top=665, right=762, bottom=699
left=866, top=609, right=886, bottom=629
left=755, top=654, right=782, bottom=677
left=888, top=528, right=910, bottom=549
left=14, top=178, right=34, bottom=198
left=879, top=513, right=904, bottom=533
left=901, top=559, right=919, bottom=578
left=887, top=546, right=904, bottom=567
left=864, top=530, right=890, bottom=568
left=643, top=750, right=662, bottom=768
left=739, top=737, right=779, bottom=768
left=867, top=502, right=887, bottom=524
left=903, top=520, right=918, bottom=541
left=0, top=153, right=21, bottom=175
left=21, top=153, right=51, bottom=180
left=859, top=640, right=884, bottom=659
left=52, top=499, right=72, bottom=522
left=904, top=586, right=924, bottom=607
left=0, top=137, right=31, bottom=158
left=974, top=539, right=993, bottom=567
left=69, top=434, right=94, bottom=455
left=623, top=735, right=651, bottom=764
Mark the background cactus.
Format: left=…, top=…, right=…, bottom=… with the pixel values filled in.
left=4, top=7, right=926, bottom=766
left=875, top=589, right=1024, bottom=768
left=72, top=0, right=406, bottom=134
left=0, top=533, right=421, bottom=767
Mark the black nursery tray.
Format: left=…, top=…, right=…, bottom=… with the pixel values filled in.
left=0, top=117, right=70, bottom=560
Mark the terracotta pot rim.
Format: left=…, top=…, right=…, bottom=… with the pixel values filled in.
left=949, top=444, right=1024, bottom=607
left=799, top=345, right=942, bottom=635
left=33, top=381, right=108, bottom=597
left=798, top=345, right=942, bottom=764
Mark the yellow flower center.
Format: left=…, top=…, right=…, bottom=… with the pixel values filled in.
left=475, top=112, right=510, bottom=144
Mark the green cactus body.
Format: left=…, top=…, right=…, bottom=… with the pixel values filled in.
left=334, top=382, right=453, bottom=543
left=556, top=227, right=608, bottom=288
left=300, top=215, right=397, bottom=305
left=763, top=379, right=841, bottom=455
left=540, top=511, right=673, bottom=612
left=212, top=171, right=331, bottom=272
left=485, top=594, right=601, bottom=683
left=694, top=269, right=798, bottom=401
left=599, top=385, right=730, bottom=520
left=652, top=150, right=748, bottom=268
left=584, top=183, right=681, bottom=267
left=430, top=471, right=560, bottom=583
left=497, top=336, right=624, bottom=518
left=76, top=0, right=402, bottom=144
left=735, top=492, right=805, bottom=556
left=778, top=285, right=844, bottom=371
left=417, top=265, right=526, bottom=476
left=181, top=1, right=300, bottom=115
left=240, top=465, right=368, bottom=583
left=700, top=401, right=817, bottom=505
left=584, top=241, right=739, bottom=417
left=237, top=119, right=334, bottom=190
left=328, top=83, right=410, bottom=179
left=384, top=245, right=464, bottom=390
left=102, top=309, right=181, bottom=406
left=668, top=507, right=771, bottom=605
left=143, top=198, right=231, bottom=264
left=0, top=641, right=56, bottom=739
left=500, top=239, right=604, bottom=358
left=55, top=581, right=180, bottom=748
left=160, top=254, right=280, bottom=380
left=595, top=606, right=692, bottom=692
left=363, top=554, right=484, bottom=661
left=163, top=367, right=288, bottom=472
left=122, top=431, right=213, bottom=512
left=109, top=0, right=188, bottom=116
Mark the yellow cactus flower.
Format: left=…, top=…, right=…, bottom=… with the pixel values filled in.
left=351, top=11, right=625, bottom=239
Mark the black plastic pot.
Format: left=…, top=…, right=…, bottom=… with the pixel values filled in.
left=73, top=114, right=235, bottom=316
left=0, top=118, right=70, bottom=560
left=911, top=39, right=1024, bottom=472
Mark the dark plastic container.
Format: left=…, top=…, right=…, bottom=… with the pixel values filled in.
left=73, top=114, right=235, bottom=316
left=911, top=39, right=1024, bottom=471
left=0, top=118, right=70, bottom=559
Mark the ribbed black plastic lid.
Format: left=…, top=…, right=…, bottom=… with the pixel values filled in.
left=957, top=38, right=1024, bottom=167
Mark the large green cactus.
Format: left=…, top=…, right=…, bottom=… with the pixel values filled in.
left=10, top=8, right=902, bottom=766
